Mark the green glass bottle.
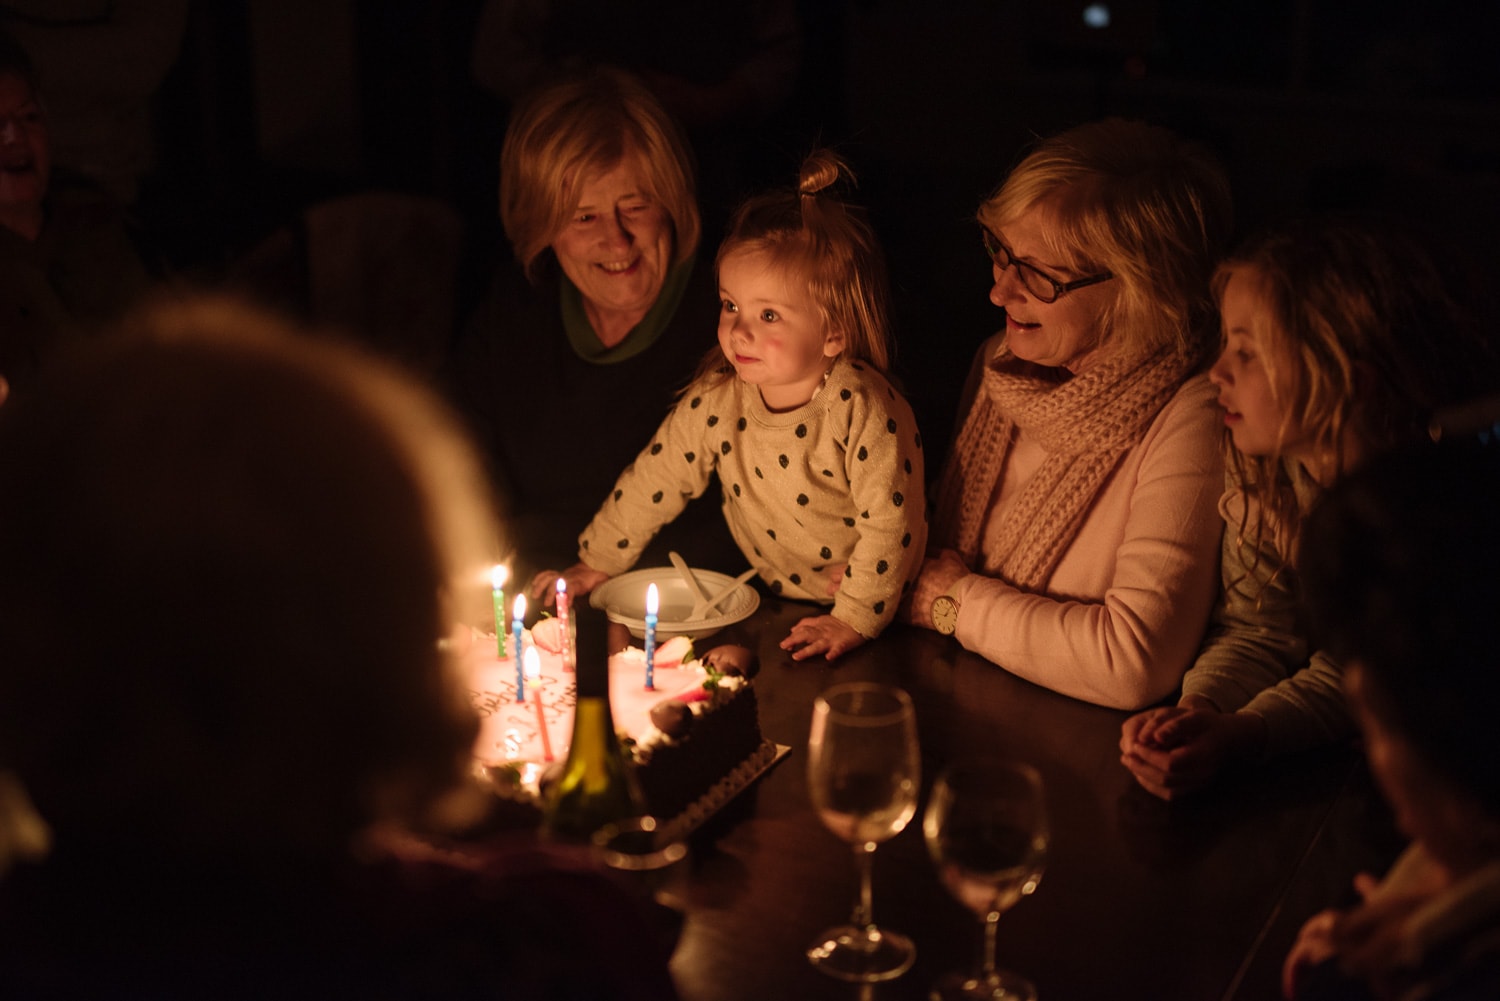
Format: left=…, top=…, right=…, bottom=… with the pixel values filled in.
left=542, top=603, right=645, bottom=843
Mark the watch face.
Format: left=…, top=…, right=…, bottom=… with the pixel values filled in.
left=932, top=595, right=958, bottom=635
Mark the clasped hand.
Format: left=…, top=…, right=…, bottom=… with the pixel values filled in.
left=1119, top=701, right=1266, bottom=801
left=1280, top=856, right=1449, bottom=999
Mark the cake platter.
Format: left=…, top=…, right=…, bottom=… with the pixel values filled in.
left=591, top=566, right=760, bottom=642
left=654, top=740, right=790, bottom=844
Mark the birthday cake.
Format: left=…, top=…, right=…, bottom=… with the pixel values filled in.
left=460, top=619, right=772, bottom=832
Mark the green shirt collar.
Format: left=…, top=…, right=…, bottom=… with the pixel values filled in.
left=560, top=257, right=696, bottom=364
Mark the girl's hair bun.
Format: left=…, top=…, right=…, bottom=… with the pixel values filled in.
left=798, top=149, right=850, bottom=199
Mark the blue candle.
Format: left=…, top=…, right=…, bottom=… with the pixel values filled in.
left=512, top=592, right=527, bottom=702
left=490, top=564, right=509, bottom=658
left=644, top=582, right=659, bottom=690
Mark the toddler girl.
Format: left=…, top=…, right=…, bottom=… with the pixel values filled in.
left=1120, top=216, right=1499, bottom=799
left=547, top=150, right=926, bottom=661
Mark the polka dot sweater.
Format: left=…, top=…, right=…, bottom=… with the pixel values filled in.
left=578, top=358, right=927, bottom=638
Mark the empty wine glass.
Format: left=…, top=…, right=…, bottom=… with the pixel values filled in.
left=805, top=682, right=921, bottom=982
left=924, top=758, right=1048, bottom=1001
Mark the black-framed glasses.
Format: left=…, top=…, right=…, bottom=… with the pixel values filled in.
left=982, top=227, right=1114, bottom=304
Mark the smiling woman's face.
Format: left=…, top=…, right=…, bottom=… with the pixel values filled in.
left=987, top=206, right=1115, bottom=373
left=0, top=72, right=49, bottom=218
left=550, top=153, right=673, bottom=344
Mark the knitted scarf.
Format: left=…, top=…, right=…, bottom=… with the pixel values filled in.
left=933, top=340, right=1198, bottom=592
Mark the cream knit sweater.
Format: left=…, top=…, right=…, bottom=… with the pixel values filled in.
left=579, top=358, right=927, bottom=639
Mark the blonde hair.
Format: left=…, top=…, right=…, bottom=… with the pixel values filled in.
left=0, top=295, right=501, bottom=856
left=1219, top=216, right=1500, bottom=564
left=979, top=118, right=1232, bottom=362
left=500, top=67, right=700, bottom=281
left=696, top=149, right=892, bottom=387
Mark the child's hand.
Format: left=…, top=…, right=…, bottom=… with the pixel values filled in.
left=529, top=563, right=610, bottom=606
left=780, top=615, right=866, bottom=662
left=1119, top=706, right=1265, bottom=801
left=822, top=563, right=847, bottom=597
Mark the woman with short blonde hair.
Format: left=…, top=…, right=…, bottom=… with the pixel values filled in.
left=500, top=66, right=700, bottom=280
left=447, top=67, right=735, bottom=590
left=910, top=118, right=1233, bottom=711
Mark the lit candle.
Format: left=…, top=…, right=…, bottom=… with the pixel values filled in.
left=490, top=564, right=509, bottom=658
left=512, top=592, right=527, bottom=702
left=524, top=646, right=553, bottom=762
left=644, top=582, right=659, bottom=691
left=556, top=576, right=575, bottom=673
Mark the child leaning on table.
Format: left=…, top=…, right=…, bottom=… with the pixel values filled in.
left=1282, top=438, right=1500, bottom=1001
left=541, top=150, right=926, bottom=662
left=1119, top=216, right=1500, bottom=800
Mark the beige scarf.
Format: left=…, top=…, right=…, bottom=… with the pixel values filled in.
left=933, top=340, right=1198, bottom=592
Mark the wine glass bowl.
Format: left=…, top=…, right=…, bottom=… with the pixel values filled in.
left=805, top=682, right=921, bottom=983
left=924, top=758, right=1048, bottom=1001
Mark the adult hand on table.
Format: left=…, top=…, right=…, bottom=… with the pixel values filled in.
left=903, top=548, right=969, bottom=629
left=1119, top=700, right=1267, bottom=800
left=780, top=615, right=866, bottom=662
left=529, top=563, right=610, bottom=607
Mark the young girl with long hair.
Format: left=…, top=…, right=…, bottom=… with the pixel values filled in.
left=543, top=150, right=926, bottom=661
left=1120, top=215, right=1500, bottom=799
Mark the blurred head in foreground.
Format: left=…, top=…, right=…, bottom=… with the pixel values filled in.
left=1303, top=438, right=1500, bottom=874
left=0, top=295, right=499, bottom=861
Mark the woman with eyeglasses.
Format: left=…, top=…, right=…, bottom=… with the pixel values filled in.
left=906, top=118, right=1233, bottom=710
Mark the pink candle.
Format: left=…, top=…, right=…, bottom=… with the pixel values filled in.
left=555, top=577, right=575, bottom=672
left=524, top=646, right=553, bottom=762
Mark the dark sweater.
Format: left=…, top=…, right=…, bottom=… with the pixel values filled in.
left=445, top=258, right=738, bottom=583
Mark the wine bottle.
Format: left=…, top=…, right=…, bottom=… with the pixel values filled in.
left=542, top=603, right=645, bottom=842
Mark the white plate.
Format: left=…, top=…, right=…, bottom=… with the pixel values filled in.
left=590, top=566, right=760, bottom=641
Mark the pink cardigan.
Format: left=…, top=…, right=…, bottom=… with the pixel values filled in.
left=947, top=343, right=1224, bottom=709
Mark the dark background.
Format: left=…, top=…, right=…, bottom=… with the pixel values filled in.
left=8, top=0, right=1499, bottom=446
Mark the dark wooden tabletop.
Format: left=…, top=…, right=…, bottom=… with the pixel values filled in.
left=662, top=599, right=1403, bottom=1001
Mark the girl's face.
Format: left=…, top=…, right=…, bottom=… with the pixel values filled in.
left=987, top=206, right=1113, bottom=373
left=1209, top=267, right=1303, bottom=459
left=717, top=248, right=844, bottom=411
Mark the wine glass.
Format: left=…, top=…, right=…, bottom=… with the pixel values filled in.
left=805, top=682, right=921, bottom=982
left=923, top=758, right=1048, bottom=1001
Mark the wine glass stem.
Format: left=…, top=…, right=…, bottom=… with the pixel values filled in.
left=851, top=840, right=876, bottom=928
left=980, top=910, right=1000, bottom=980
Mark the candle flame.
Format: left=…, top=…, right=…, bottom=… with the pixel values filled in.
left=555, top=577, right=567, bottom=595
left=646, top=582, right=659, bottom=615
left=524, top=645, right=541, bottom=680
left=491, top=564, right=509, bottom=590
left=513, top=592, right=527, bottom=619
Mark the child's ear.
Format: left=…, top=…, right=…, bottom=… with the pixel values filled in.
left=823, top=328, right=847, bottom=358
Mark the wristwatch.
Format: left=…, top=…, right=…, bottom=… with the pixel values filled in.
left=931, top=594, right=960, bottom=636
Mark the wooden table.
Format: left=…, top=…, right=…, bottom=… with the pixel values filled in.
left=662, top=600, right=1403, bottom=1001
